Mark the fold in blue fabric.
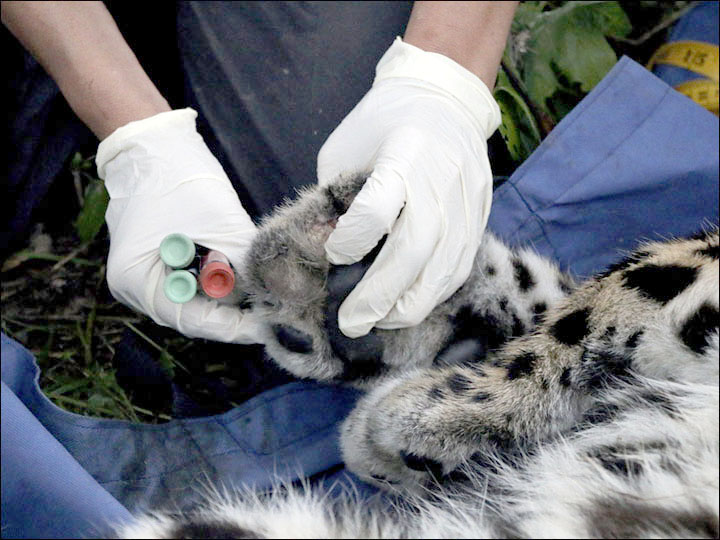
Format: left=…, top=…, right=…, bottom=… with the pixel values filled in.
left=2, top=333, right=363, bottom=537
left=2, top=56, right=718, bottom=538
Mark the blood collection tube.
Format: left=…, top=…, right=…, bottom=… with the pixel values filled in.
left=198, top=250, right=236, bottom=299
left=164, top=268, right=198, bottom=304
left=159, top=233, right=196, bottom=269
left=159, top=233, right=236, bottom=303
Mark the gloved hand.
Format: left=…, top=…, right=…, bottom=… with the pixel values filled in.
left=96, top=108, right=262, bottom=343
left=317, top=37, right=501, bottom=338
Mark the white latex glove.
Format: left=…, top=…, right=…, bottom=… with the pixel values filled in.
left=318, top=37, right=501, bottom=338
left=96, top=108, right=262, bottom=343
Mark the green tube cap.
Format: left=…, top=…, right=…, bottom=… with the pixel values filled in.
left=159, top=233, right=196, bottom=268
left=164, top=270, right=197, bottom=303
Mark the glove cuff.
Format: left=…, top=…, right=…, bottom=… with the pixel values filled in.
left=96, top=108, right=199, bottom=179
left=374, top=37, right=501, bottom=137
left=96, top=108, right=232, bottom=200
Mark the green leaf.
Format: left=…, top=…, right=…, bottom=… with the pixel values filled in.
left=87, top=392, right=113, bottom=410
left=494, top=70, right=542, bottom=162
left=74, top=179, right=109, bottom=244
left=521, top=2, right=631, bottom=114
left=48, top=378, right=91, bottom=396
left=584, top=1, right=632, bottom=38
left=157, top=350, right=176, bottom=378
left=71, top=151, right=94, bottom=171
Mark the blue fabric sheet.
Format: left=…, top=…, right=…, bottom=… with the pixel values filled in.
left=2, top=55, right=718, bottom=538
left=487, top=56, right=719, bottom=278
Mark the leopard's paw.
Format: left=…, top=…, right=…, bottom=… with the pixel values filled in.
left=340, top=370, right=483, bottom=492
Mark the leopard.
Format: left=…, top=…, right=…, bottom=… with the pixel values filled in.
left=123, top=175, right=719, bottom=538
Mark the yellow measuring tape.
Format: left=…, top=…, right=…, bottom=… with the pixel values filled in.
left=647, top=40, right=719, bottom=115
left=674, top=79, right=719, bottom=115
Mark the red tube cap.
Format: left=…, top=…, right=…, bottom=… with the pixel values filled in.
left=199, top=261, right=235, bottom=298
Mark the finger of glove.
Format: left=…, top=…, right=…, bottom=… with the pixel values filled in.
left=376, top=234, right=474, bottom=330
left=377, top=162, right=493, bottom=330
left=106, top=179, right=256, bottom=269
left=336, top=205, right=442, bottom=338
left=324, top=167, right=407, bottom=265
left=316, top=95, right=382, bottom=186
left=152, top=270, right=264, bottom=344
left=107, top=253, right=262, bottom=344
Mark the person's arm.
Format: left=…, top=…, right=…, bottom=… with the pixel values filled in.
left=404, top=1, right=518, bottom=89
left=2, top=1, right=170, bottom=139
left=3, top=1, right=260, bottom=344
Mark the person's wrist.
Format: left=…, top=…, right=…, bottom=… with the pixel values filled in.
left=403, top=29, right=491, bottom=86
left=69, top=66, right=171, bottom=140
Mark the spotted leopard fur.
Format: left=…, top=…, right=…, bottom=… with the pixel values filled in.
left=123, top=176, right=719, bottom=538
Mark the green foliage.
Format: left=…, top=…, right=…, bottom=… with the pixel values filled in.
left=71, top=152, right=109, bottom=244
left=494, top=69, right=542, bottom=162
left=494, top=1, right=695, bottom=163
left=493, top=1, right=693, bottom=164
left=75, top=179, right=110, bottom=244
left=520, top=1, right=632, bottom=112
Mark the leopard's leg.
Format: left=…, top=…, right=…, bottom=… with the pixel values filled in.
left=342, top=230, right=719, bottom=490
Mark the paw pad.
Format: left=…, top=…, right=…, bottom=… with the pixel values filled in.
left=272, top=324, right=314, bottom=354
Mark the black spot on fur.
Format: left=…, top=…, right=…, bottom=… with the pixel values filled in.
left=440, top=306, right=509, bottom=360
left=532, top=302, right=547, bottom=325
left=625, top=330, right=643, bottom=349
left=468, top=364, right=487, bottom=377
left=171, top=520, right=261, bottom=539
left=598, top=250, right=651, bottom=278
left=447, top=372, right=474, bottom=394
left=272, top=325, right=314, bottom=354
left=474, top=391, right=491, bottom=401
left=498, top=297, right=508, bottom=312
left=697, top=244, right=719, bottom=260
left=689, top=228, right=715, bottom=241
left=512, top=258, right=534, bottom=291
left=639, top=392, right=680, bottom=419
left=485, top=264, right=496, bottom=276
left=550, top=308, right=591, bottom=345
left=428, top=385, right=444, bottom=401
left=604, top=326, right=616, bottom=337
left=622, top=264, right=697, bottom=304
left=588, top=498, right=719, bottom=538
left=559, top=367, right=572, bottom=387
left=486, top=428, right=515, bottom=449
left=580, top=402, right=621, bottom=426
left=325, top=183, right=352, bottom=216
left=540, top=378, right=549, bottom=391
left=506, top=353, right=537, bottom=379
left=490, top=357, right=506, bottom=368
left=590, top=446, right=643, bottom=476
left=399, top=451, right=444, bottom=480
left=577, top=347, right=632, bottom=390
left=339, top=356, right=388, bottom=382
left=369, top=473, right=399, bottom=485
left=511, top=313, right=525, bottom=337
left=679, top=303, right=719, bottom=355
